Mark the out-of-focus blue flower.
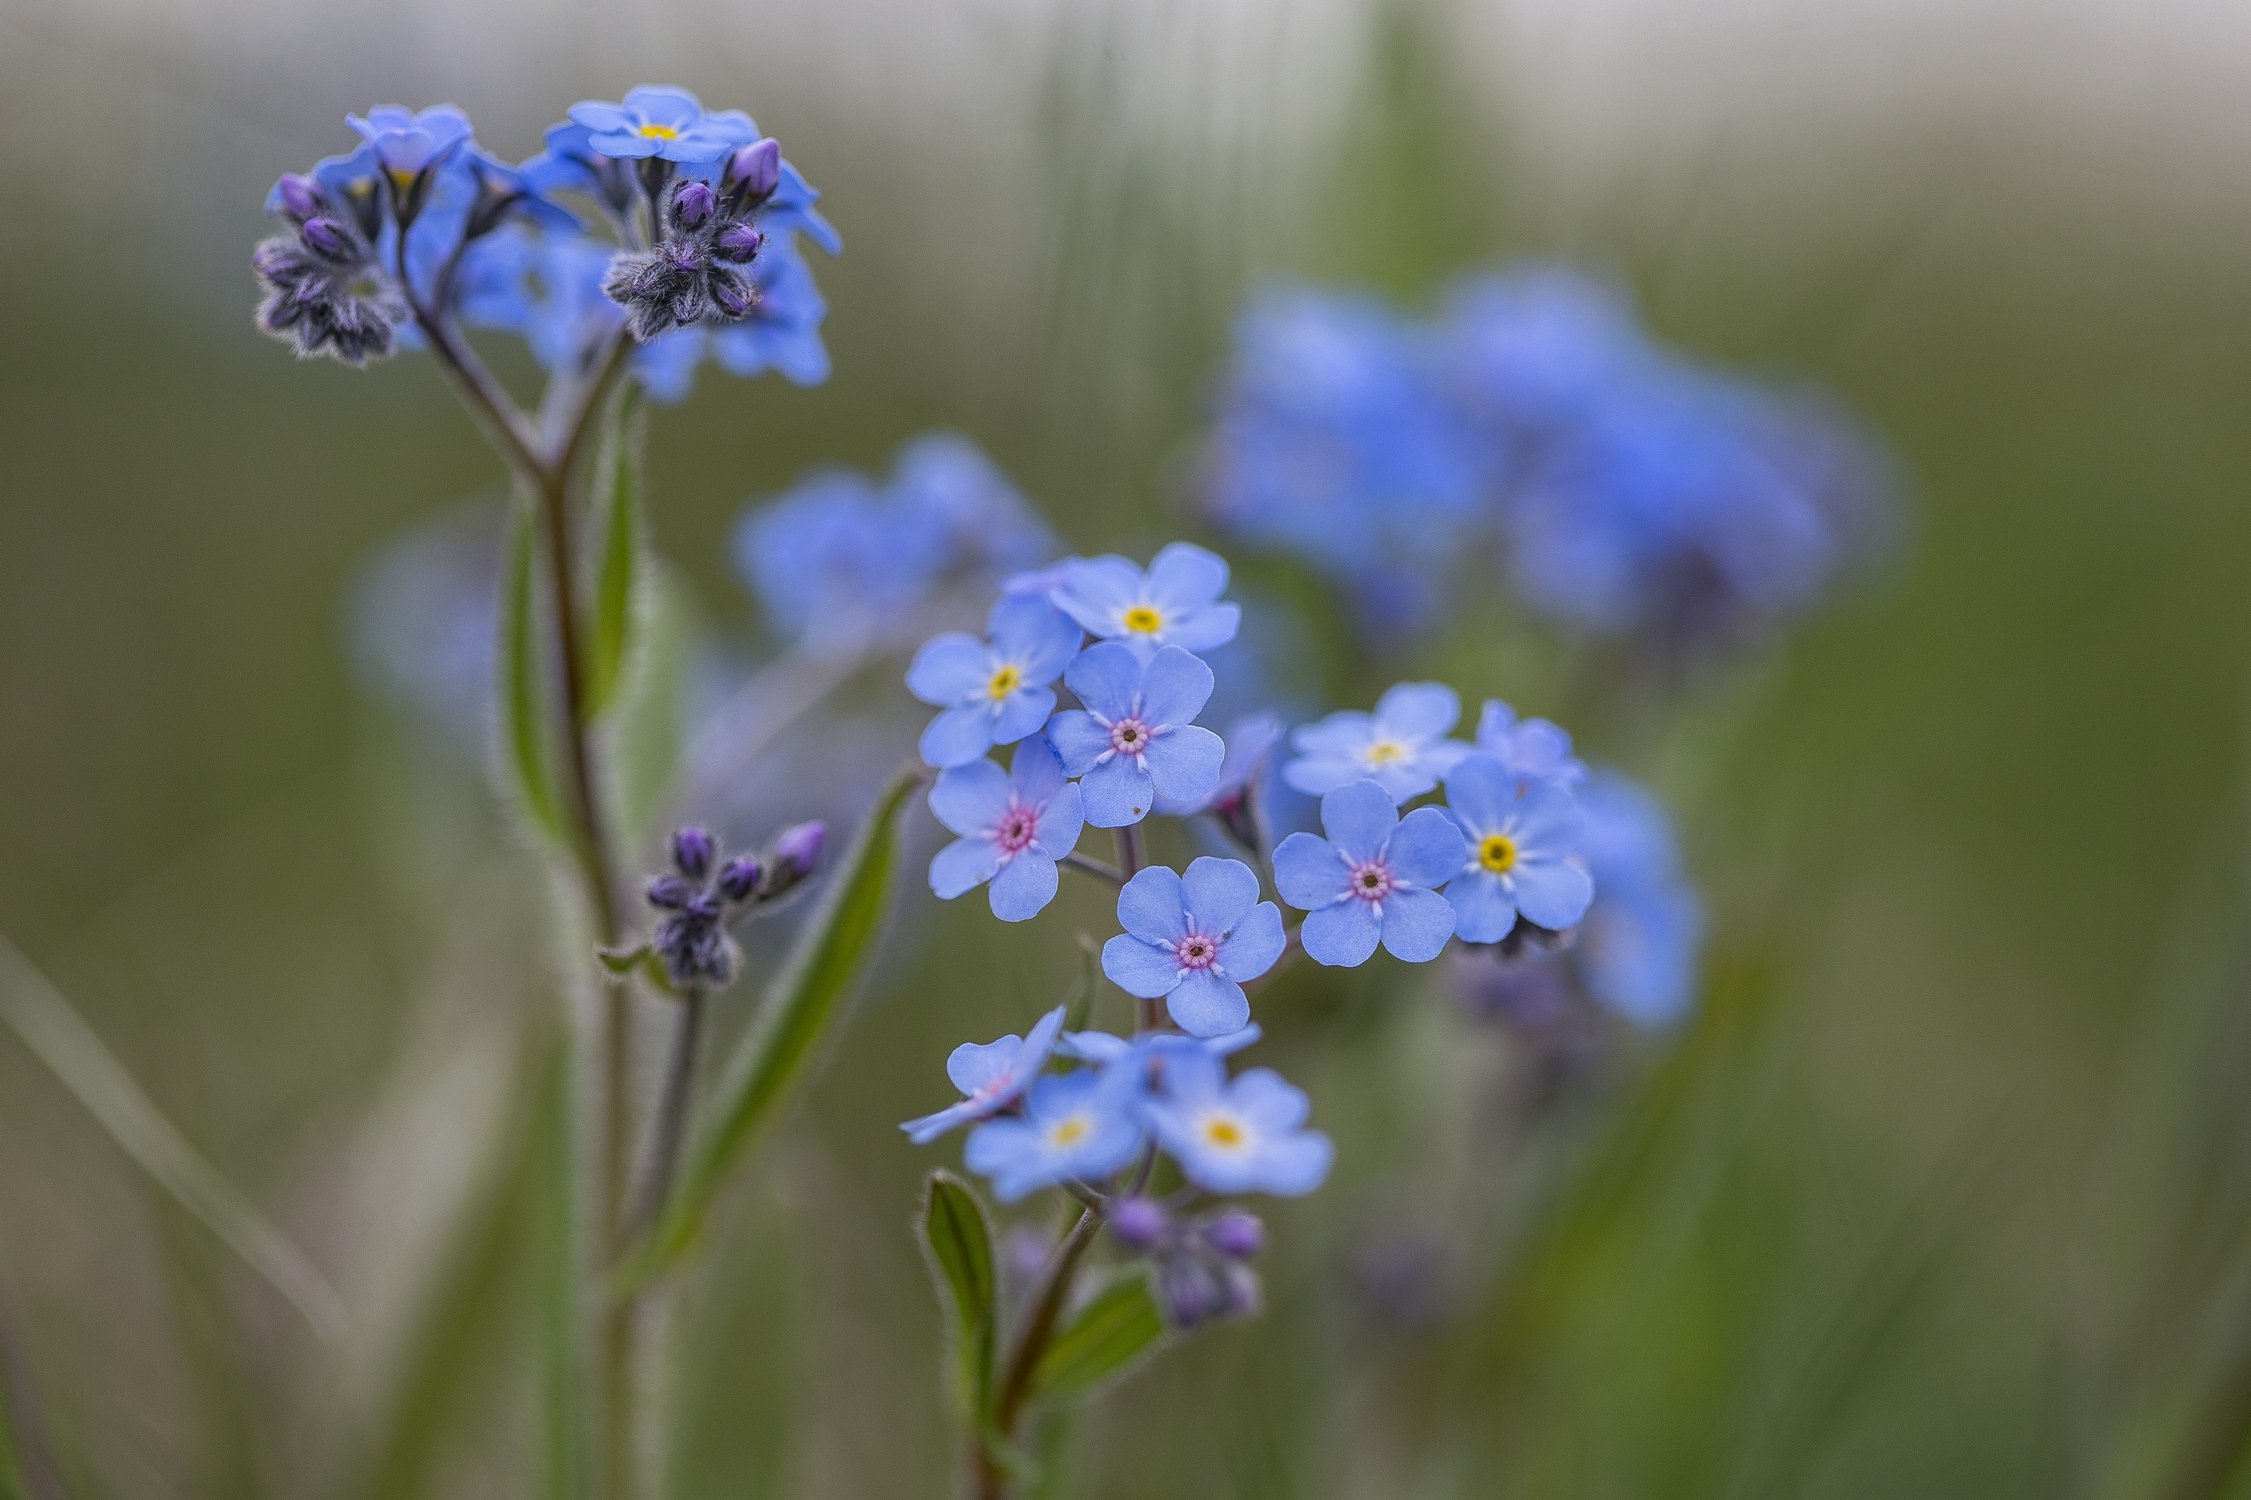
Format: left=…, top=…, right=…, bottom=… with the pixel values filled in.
left=348, top=505, right=500, bottom=750
left=347, top=104, right=473, bottom=181
left=1046, top=644, right=1226, bottom=827
left=1472, top=699, right=1587, bottom=789
left=1155, top=711, right=1284, bottom=819
left=1049, top=544, right=1241, bottom=659
left=522, top=121, right=641, bottom=217
left=1572, top=772, right=1703, bottom=1026
left=1505, top=358, right=1892, bottom=647
left=1142, top=1048, right=1332, bottom=1197
left=926, top=742, right=1084, bottom=921
left=890, top=434, right=1057, bottom=580
left=1439, top=756, right=1593, bottom=944
left=1284, top=682, right=1468, bottom=801
left=908, top=596, right=1083, bottom=768
left=1201, top=287, right=1486, bottom=625
left=1436, top=265, right=1651, bottom=435
left=566, top=86, right=758, bottom=164
left=1274, top=781, right=1465, bottom=967
left=964, top=1067, right=1145, bottom=1201
left=900, top=1005, right=1066, bottom=1145
left=1100, top=858, right=1285, bottom=1038
left=1057, top=1024, right=1263, bottom=1067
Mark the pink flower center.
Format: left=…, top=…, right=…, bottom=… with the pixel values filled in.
left=1174, top=932, right=1219, bottom=970
left=995, top=805, right=1038, bottom=855
left=1109, top=716, right=1153, bottom=757
left=1349, top=859, right=1394, bottom=903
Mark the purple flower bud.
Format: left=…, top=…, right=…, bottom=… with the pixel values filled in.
left=1204, top=1211, right=1264, bottom=1260
left=646, top=874, right=698, bottom=911
left=671, top=179, right=716, bottom=230
left=300, top=217, right=350, bottom=258
left=1108, top=1198, right=1169, bottom=1252
left=717, top=856, right=762, bottom=903
left=725, top=138, right=782, bottom=204
left=715, top=223, right=765, bottom=264
left=671, top=826, right=716, bottom=880
left=708, top=273, right=755, bottom=320
left=774, top=821, right=826, bottom=881
left=274, top=173, right=321, bottom=221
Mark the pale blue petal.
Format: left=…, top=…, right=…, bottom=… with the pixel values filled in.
left=1078, top=756, right=1155, bottom=827
left=1062, top=641, right=1142, bottom=718
left=1511, top=781, right=1585, bottom=856
left=1256, top=1132, right=1334, bottom=1196
left=1291, top=711, right=1374, bottom=757
left=1511, top=858, right=1595, bottom=930
left=1010, top=739, right=1069, bottom=802
left=1442, top=754, right=1517, bottom=834
left=1031, top=781, right=1083, bottom=855
left=1302, top=900, right=1380, bottom=967
left=1320, top=780, right=1400, bottom=863
left=1373, top=681, right=1460, bottom=740
left=1145, top=725, right=1225, bottom=804
left=930, top=837, right=1002, bottom=900
left=1043, top=710, right=1111, bottom=775
left=621, top=85, right=704, bottom=128
left=1051, top=555, right=1142, bottom=633
left=1115, top=864, right=1189, bottom=944
left=901, top=1099, right=981, bottom=1146
left=1012, top=604, right=1085, bottom=682
left=1475, top=699, right=1517, bottom=747
left=1180, top=856, right=1261, bottom=932
left=1164, top=603, right=1241, bottom=654
left=1102, top=935, right=1183, bottom=998
left=906, top=633, right=988, bottom=705
left=1273, top=832, right=1350, bottom=909
left=1444, top=872, right=1519, bottom=944
left=1166, top=970, right=1250, bottom=1038
left=988, top=853, right=1060, bottom=921
left=1371, top=762, right=1443, bottom=801
left=989, top=686, right=1055, bottom=746
left=1143, top=542, right=1229, bottom=610
left=929, top=758, right=1012, bottom=835
left=1231, top=1070, right=1310, bottom=1131
left=1377, top=886, right=1456, bottom=962
left=1386, top=806, right=1471, bottom=889
left=1282, top=754, right=1361, bottom=796
left=1217, top=902, right=1285, bottom=980
left=946, top=1036, right=1021, bottom=1096
left=919, top=705, right=996, bottom=768
left=1152, top=1046, right=1225, bottom=1104
left=1137, top=646, right=1216, bottom=727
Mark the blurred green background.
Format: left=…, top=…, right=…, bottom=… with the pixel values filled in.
left=5, top=0, right=2251, bottom=1495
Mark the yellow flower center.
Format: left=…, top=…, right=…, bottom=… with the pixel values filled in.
left=638, top=122, right=681, bottom=140
left=1121, top=605, right=1164, bottom=635
left=1048, top=1115, right=1091, bottom=1148
left=1479, top=833, right=1519, bottom=874
left=1364, top=739, right=1408, bottom=767
left=987, top=663, right=1023, bottom=700
left=1201, top=1116, right=1247, bottom=1149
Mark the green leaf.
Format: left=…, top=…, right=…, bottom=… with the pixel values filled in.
left=501, top=487, right=565, bottom=842
left=584, top=387, right=645, bottom=717
left=918, top=1172, right=999, bottom=1423
left=624, top=766, right=923, bottom=1282
left=0, top=932, right=345, bottom=1344
left=1030, top=1271, right=1167, bottom=1404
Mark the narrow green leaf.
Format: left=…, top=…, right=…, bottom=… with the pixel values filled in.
left=502, top=488, right=565, bottom=841
left=626, top=767, right=922, bottom=1281
left=0, top=933, right=345, bottom=1343
left=584, top=387, right=645, bottom=717
left=919, top=1172, right=998, bottom=1423
left=1030, top=1271, right=1167, bottom=1404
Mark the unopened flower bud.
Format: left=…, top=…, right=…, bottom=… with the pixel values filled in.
left=725, top=138, right=782, bottom=204
left=1204, top=1211, right=1264, bottom=1260
left=714, top=223, right=765, bottom=264
left=772, top=821, right=826, bottom=883
left=671, top=179, right=715, bottom=230
left=1108, top=1198, right=1169, bottom=1252
left=708, top=272, right=755, bottom=319
left=300, top=216, right=350, bottom=258
left=717, top=856, right=762, bottom=903
left=671, top=826, right=716, bottom=880
left=645, top=874, right=698, bottom=911
left=274, top=173, right=321, bottom=221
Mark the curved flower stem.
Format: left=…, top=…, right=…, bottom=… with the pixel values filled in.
left=630, top=985, right=706, bottom=1239
left=1061, top=851, right=1124, bottom=886
left=1113, top=825, right=1144, bottom=881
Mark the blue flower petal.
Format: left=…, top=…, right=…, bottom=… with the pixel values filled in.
left=946, top=1035, right=1021, bottom=1095
left=1376, top=886, right=1455, bottom=962
left=930, top=837, right=1003, bottom=900
left=1320, top=780, right=1400, bottom=864
left=1144, top=542, right=1229, bottom=609
left=1078, top=756, right=1156, bottom=827
left=1062, top=640, right=1142, bottom=719
left=1232, top=1069, right=1311, bottom=1131
left=1442, top=754, right=1518, bottom=835
left=1165, top=602, right=1241, bottom=654
left=919, top=704, right=996, bottom=769
left=1511, top=780, right=1585, bottom=855
left=1374, top=681, right=1460, bottom=739
left=1181, top=856, right=1261, bottom=933
left=1302, top=899, right=1380, bottom=967
left=989, top=686, right=1055, bottom=747
left=1145, top=725, right=1225, bottom=805
left=1253, top=1131, right=1335, bottom=1196
left=906, top=633, right=989, bottom=705
left=1166, top=969, right=1250, bottom=1038
left=1217, top=901, right=1286, bottom=981
left=1043, top=711, right=1111, bottom=775
left=1511, top=858, right=1595, bottom=930
left=1273, top=832, right=1350, bottom=909
left=1103, top=933, right=1185, bottom=998
left=988, top=852, right=1060, bottom=921
left=1010, top=739, right=1069, bottom=801
left=622, top=85, right=705, bottom=127
left=1137, top=645, right=1215, bottom=728
left=929, top=758, right=1012, bottom=835
left=1386, top=806, right=1471, bottom=889
left=1031, top=780, right=1083, bottom=855
left=901, top=1098, right=981, bottom=1146
left=1115, top=864, right=1189, bottom=945
left=1444, top=871, right=1519, bottom=944
left=1051, top=555, right=1142, bottom=634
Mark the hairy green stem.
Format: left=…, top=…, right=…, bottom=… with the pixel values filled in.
left=978, top=1206, right=1105, bottom=1499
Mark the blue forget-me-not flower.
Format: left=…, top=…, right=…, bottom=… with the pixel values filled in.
left=909, top=596, right=1083, bottom=769
left=926, top=742, right=1084, bottom=922
left=565, top=86, right=758, bottom=164
left=1050, top=543, right=1242, bottom=659
left=1471, top=699, right=1587, bottom=789
left=899, top=1005, right=1067, bottom=1145
left=1274, top=781, right=1467, bottom=967
left=1141, top=1047, right=1333, bottom=1198
left=1572, top=772, right=1704, bottom=1027
left=1101, top=858, right=1285, bottom=1038
left=1438, top=755, right=1594, bottom=944
left=964, top=1067, right=1145, bottom=1202
left=1285, top=682, right=1469, bottom=801
left=1046, top=643, right=1226, bottom=827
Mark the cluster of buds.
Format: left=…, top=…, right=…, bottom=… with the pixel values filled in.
left=1108, top=1198, right=1265, bottom=1329
left=602, top=140, right=783, bottom=341
left=252, top=173, right=402, bottom=365
left=642, top=818, right=826, bottom=987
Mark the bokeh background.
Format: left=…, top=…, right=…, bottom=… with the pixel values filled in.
left=5, top=0, right=2251, bottom=1496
